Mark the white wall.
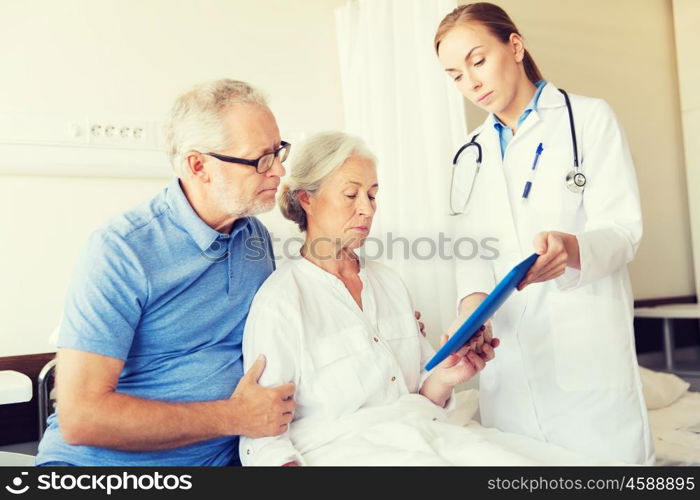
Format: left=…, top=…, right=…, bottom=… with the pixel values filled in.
left=1, top=0, right=695, bottom=356
left=461, top=0, right=694, bottom=300
left=673, top=0, right=700, bottom=299
left=0, top=0, right=345, bottom=356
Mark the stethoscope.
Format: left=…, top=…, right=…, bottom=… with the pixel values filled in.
left=449, top=89, right=586, bottom=216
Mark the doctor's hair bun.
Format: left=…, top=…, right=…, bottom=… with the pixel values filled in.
left=279, top=184, right=308, bottom=231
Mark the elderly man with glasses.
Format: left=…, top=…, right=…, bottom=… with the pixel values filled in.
left=36, top=79, right=294, bottom=466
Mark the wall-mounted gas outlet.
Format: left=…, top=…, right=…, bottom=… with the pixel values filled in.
left=87, top=119, right=158, bottom=150
left=0, top=113, right=162, bottom=151
left=0, top=113, right=170, bottom=177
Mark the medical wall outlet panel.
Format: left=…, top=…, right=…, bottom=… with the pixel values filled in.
left=0, top=112, right=171, bottom=178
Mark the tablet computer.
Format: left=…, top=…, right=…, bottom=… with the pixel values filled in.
left=425, top=252, right=539, bottom=371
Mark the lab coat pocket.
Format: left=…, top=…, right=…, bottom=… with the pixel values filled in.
left=547, top=292, right=635, bottom=391
left=531, top=146, right=583, bottom=230
left=311, top=330, right=372, bottom=418
left=377, top=314, right=421, bottom=390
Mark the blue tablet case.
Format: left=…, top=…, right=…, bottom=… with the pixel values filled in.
left=425, top=253, right=539, bottom=371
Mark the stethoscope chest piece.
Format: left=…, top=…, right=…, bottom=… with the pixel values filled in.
left=565, top=170, right=586, bottom=193
left=449, top=88, right=586, bottom=213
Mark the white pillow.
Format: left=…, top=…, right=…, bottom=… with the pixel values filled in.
left=639, top=366, right=690, bottom=410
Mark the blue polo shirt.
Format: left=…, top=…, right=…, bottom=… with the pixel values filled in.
left=493, top=79, right=547, bottom=158
left=36, top=178, right=275, bottom=466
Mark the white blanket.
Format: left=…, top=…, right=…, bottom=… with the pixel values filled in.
left=649, top=391, right=700, bottom=465
left=290, top=394, right=612, bottom=466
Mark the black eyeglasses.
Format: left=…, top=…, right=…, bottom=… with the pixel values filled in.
left=205, top=141, right=291, bottom=174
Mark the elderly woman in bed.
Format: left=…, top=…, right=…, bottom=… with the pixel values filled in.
left=239, top=132, right=498, bottom=466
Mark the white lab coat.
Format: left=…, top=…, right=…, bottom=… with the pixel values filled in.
left=454, top=82, right=654, bottom=464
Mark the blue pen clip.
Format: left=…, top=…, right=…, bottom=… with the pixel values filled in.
left=522, top=143, right=543, bottom=200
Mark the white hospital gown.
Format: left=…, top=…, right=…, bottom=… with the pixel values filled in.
left=239, top=257, right=612, bottom=466
left=239, top=256, right=442, bottom=466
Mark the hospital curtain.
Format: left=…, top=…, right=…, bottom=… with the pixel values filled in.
left=335, top=0, right=468, bottom=341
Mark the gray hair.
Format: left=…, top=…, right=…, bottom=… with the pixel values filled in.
left=163, top=79, right=269, bottom=178
left=279, top=131, right=376, bottom=232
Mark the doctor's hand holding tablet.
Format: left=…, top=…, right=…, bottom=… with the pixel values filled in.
left=517, top=230, right=580, bottom=290
left=433, top=2, right=653, bottom=464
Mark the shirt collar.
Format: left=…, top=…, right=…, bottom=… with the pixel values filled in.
left=164, top=178, right=250, bottom=252
left=296, top=252, right=366, bottom=285
left=490, top=79, right=548, bottom=131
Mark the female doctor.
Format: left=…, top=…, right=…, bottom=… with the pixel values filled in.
left=434, top=3, right=653, bottom=464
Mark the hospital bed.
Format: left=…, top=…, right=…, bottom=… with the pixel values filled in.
left=641, top=367, right=700, bottom=465
left=447, top=365, right=700, bottom=466
left=1, top=363, right=698, bottom=466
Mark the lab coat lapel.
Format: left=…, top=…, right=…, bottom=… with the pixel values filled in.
left=480, top=119, right=532, bottom=339
left=509, top=111, right=543, bottom=255
left=479, top=124, right=521, bottom=260
left=506, top=83, right=568, bottom=256
left=512, top=108, right=540, bottom=142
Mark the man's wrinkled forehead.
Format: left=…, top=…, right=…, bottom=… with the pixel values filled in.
left=220, top=103, right=281, bottom=156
